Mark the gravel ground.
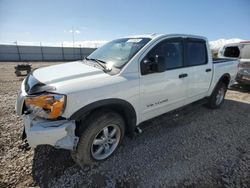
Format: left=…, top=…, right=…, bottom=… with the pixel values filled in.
left=0, top=62, right=250, bottom=188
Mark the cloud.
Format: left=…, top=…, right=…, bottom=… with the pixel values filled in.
left=75, top=30, right=80, bottom=34
left=65, top=29, right=81, bottom=34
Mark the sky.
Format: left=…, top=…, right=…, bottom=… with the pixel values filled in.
left=0, top=0, right=249, bottom=45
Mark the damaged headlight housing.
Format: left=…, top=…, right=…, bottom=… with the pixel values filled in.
left=25, top=93, right=66, bottom=119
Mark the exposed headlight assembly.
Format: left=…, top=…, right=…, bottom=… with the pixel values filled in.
left=25, top=93, right=66, bottom=119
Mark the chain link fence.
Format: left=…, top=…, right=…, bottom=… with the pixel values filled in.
left=0, top=44, right=96, bottom=62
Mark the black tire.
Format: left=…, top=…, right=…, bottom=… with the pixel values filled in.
left=207, top=82, right=227, bottom=109
left=72, top=109, right=125, bottom=166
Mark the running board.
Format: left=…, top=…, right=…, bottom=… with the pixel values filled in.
left=135, top=97, right=209, bottom=134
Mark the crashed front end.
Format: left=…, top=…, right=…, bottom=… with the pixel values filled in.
left=15, top=73, right=78, bottom=150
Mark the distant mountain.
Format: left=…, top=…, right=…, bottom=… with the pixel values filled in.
left=209, top=38, right=244, bottom=51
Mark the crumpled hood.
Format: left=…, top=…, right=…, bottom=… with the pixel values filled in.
left=32, top=61, right=104, bottom=84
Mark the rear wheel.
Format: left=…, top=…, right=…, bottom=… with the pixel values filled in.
left=207, top=82, right=227, bottom=109
left=72, top=110, right=125, bottom=166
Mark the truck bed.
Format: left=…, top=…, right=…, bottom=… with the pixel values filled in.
left=213, top=58, right=236, bottom=64
left=208, top=58, right=239, bottom=96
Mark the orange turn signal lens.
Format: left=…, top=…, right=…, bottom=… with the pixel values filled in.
left=25, top=94, right=65, bottom=119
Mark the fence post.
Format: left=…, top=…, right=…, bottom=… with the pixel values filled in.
left=62, top=43, right=65, bottom=61
left=40, top=42, right=44, bottom=62
left=15, top=41, right=21, bottom=61
left=79, top=44, right=82, bottom=59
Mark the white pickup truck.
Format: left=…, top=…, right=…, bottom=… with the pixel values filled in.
left=16, top=34, right=239, bottom=165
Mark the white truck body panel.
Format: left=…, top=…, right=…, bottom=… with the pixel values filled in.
left=16, top=33, right=239, bottom=150
left=208, top=61, right=238, bottom=95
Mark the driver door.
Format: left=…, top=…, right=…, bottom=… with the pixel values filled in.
left=139, top=38, right=189, bottom=122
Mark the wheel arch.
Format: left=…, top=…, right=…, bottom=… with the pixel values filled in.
left=218, top=73, right=231, bottom=87
left=210, top=73, right=230, bottom=96
left=69, top=98, right=137, bottom=137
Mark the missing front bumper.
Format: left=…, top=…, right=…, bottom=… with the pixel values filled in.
left=23, top=115, right=79, bottom=150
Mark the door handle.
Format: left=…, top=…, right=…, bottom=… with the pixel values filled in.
left=179, top=73, right=188, bottom=78
left=206, top=68, right=212, bottom=72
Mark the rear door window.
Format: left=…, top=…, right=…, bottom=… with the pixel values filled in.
left=186, top=39, right=208, bottom=66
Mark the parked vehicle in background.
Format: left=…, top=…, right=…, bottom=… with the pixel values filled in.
left=14, top=64, right=32, bottom=76
left=16, top=34, right=239, bottom=166
left=218, top=41, right=250, bottom=85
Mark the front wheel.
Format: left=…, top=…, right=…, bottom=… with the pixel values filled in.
left=72, top=110, right=125, bottom=166
left=207, top=82, right=227, bottom=109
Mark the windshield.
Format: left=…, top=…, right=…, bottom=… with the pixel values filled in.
left=88, top=38, right=151, bottom=68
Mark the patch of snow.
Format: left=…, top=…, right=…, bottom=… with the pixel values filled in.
left=209, top=38, right=244, bottom=51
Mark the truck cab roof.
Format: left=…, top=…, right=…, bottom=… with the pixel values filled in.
left=126, top=33, right=208, bottom=41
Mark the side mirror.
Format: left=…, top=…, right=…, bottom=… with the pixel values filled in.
left=141, top=58, right=152, bottom=75
left=141, top=55, right=166, bottom=75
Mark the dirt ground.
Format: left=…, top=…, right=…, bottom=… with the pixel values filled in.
left=0, top=62, right=250, bottom=188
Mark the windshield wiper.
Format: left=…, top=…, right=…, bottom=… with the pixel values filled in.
left=83, top=57, right=110, bottom=71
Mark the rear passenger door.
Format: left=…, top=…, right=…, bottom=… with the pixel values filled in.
left=185, top=38, right=212, bottom=103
